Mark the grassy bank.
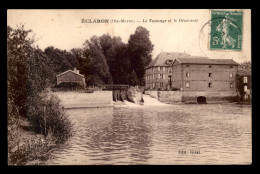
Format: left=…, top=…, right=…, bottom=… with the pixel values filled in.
left=8, top=118, right=57, bottom=165
left=8, top=93, right=73, bottom=165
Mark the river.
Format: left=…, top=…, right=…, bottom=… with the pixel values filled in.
left=46, top=104, right=251, bottom=165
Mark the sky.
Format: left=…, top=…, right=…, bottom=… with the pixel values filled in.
left=7, top=9, right=251, bottom=63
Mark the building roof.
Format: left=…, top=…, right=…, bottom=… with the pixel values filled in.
left=56, top=70, right=84, bottom=78
left=145, top=52, right=211, bottom=69
left=174, top=57, right=239, bottom=65
left=146, top=52, right=239, bottom=69
left=238, top=67, right=251, bottom=76
left=145, top=52, right=192, bottom=69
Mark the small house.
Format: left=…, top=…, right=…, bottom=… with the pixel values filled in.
left=56, top=68, right=85, bottom=87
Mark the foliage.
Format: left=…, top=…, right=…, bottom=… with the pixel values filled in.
left=71, top=48, right=91, bottom=85
left=127, top=70, right=139, bottom=86
left=99, top=34, right=129, bottom=83
left=7, top=25, right=34, bottom=118
left=239, top=61, right=251, bottom=70
left=8, top=25, right=73, bottom=164
left=27, top=93, right=72, bottom=143
left=75, top=27, right=153, bottom=86
left=44, top=46, right=78, bottom=84
left=83, top=36, right=112, bottom=85
left=127, top=26, right=154, bottom=85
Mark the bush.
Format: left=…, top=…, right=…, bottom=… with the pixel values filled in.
left=27, top=93, right=72, bottom=143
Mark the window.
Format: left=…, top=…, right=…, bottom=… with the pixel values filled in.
left=163, top=67, right=165, bottom=71
left=186, top=72, right=190, bottom=77
left=230, top=73, right=233, bottom=78
left=244, top=85, right=248, bottom=92
left=244, top=77, right=248, bottom=83
left=160, top=67, right=163, bottom=71
left=163, top=74, right=165, bottom=79
left=230, top=83, right=233, bottom=88
left=159, top=74, right=163, bottom=79
left=160, top=83, right=163, bottom=87
left=186, top=82, right=190, bottom=88
left=209, top=73, right=212, bottom=77
left=208, top=83, right=212, bottom=88
left=153, top=83, right=155, bottom=88
left=158, top=67, right=160, bottom=71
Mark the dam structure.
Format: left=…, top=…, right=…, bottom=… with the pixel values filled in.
left=53, top=91, right=113, bottom=109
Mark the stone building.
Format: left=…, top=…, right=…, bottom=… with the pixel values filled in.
left=145, top=52, right=193, bottom=90
left=56, top=68, right=85, bottom=86
left=169, top=57, right=239, bottom=103
left=170, top=57, right=239, bottom=91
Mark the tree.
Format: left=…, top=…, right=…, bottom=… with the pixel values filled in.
left=71, top=48, right=91, bottom=85
left=44, top=47, right=78, bottom=76
left=7, top=26, right=73, bottom=163
left=99, top=34, right=129, bottom=84
left=7, top=25, right=35, bottom=118
left=127, top=26, right=154, bottom=86
left=240, top=61, right=251, bottom=71
left=127, top=70, right=139, bottom=86
left=84, top=36, right=112, bottom=85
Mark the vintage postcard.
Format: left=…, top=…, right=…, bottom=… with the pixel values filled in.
left=7, top=9, right=251, bottom=165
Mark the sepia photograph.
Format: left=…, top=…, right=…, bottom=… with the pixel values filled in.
left=7, top=9, right=251, bottom=165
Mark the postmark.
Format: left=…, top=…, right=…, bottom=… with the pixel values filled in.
left=210, top=10, right=243, bottom=51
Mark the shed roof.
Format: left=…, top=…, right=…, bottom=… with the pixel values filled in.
left=174, top=57, right=239, bottom=65
left=56, top=70, right=85, bottom=78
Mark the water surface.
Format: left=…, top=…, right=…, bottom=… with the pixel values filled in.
left=46, top=104, right=251, bottom=165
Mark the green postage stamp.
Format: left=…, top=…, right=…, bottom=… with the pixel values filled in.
left=210, top=10, right=243, bottom=51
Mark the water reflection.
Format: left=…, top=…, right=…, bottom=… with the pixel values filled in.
left=47, top=104, right=251, bottom=165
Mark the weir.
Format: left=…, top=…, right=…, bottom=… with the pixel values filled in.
left=53, top=91, right=113, bottom=109
left=100, top=85, right=129, bottom=102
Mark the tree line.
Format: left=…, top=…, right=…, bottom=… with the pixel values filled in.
left=73, top=26, right=154, bottom=86
left=7, top=24, right=153, bottom=136
left=25, top=26, right=154, bottom=88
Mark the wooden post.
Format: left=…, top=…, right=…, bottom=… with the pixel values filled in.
left=44, top=106, right=47, bottom=137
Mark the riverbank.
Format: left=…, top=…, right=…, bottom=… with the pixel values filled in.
left=8, top=118, right=58, bottom=165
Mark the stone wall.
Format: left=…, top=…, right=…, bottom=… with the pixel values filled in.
left=53, top=91, right=113, bottom=108
left=158, top=91, right=182, bottom=103
left=145, top=90, right=238, bottom=104
left=145, top=90, right=159, bottom=99
left=182, top=91, right=238, bottom=103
